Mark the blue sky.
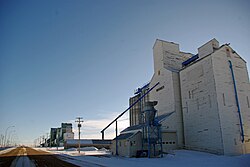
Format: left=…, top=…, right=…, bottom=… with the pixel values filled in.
left=1, top=0, right=250, bottom=145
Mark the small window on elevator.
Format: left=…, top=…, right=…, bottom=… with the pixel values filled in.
left=208, top=95, right=212, bottom=108
left=158, top=70, right=160, bottom=76
left=247, top=96, right=250, bottom=108
left=226, top=48, right=231, bottom=58
left=223, top=93, right=226, bottom=106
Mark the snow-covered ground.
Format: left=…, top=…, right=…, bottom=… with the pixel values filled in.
left=37, top=147, right=250, bottom=167
left=36, top=147, right=111, bottom=156
left=0, top=147, right=16, bottom=155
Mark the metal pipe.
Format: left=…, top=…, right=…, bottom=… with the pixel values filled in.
left=50, top=131, right=52, bottom=148
left=115, top=120, right=118, bottom=155
left=147, top=125, right=150, bottom=158
left=229, top=60, right=244, bottom=143
left=101, top=131, right=104, bottom=140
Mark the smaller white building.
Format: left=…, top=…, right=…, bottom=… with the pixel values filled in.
left=111, top=128, right=142, bottom=157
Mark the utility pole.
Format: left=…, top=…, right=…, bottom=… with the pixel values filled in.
left=75, top=117, right=84, bottom=154
left=39, top=137, right=41, bottom=147
left=115, top=120, right=118, bottom=156
left=42, top=135, right=45, bottom=147
left=50, top=130, right=52, bottom=148
left=46, top=133, right=49, bottom=147
left=56, top=128, right=59, bottom=151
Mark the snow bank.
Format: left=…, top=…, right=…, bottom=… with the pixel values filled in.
left=38, top=148, right=250, bottom=167
left=0, top=147, right=16, bottom=155
left=58, top=149, right=250, bottom=167
left=79, top=147, right=98, bottom=151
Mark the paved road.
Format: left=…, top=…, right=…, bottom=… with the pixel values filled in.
left=0, top=146, right=80, bottom=167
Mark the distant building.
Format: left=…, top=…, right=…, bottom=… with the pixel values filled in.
left=49, top=128, right=57, bottom=147
left=49, top=123, right=74, bottom=147
left=113, top=38, right=250, bottom=157
left=56, top=127, right=63, bottom=146
left=61, top=123, right=74, bottom=142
